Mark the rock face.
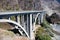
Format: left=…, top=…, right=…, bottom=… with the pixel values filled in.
left=46, top=13, right=60, bottom=24
left=0, top=28, right=29, bottom=40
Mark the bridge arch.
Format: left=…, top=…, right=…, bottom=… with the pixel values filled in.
left=33, top=13, right=44, bottom=31
left=0, top=19, right=29, bottom=38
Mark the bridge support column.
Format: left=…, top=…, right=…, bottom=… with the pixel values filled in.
left=20, top=15, right=25, bottom=27
left=15, top=15, right=24, bottom=35
left=26, top=14, right=29, bottom=33
left=17, top=15, right=20, bottom=24
left=38, top=14, right=41, bottom=24
left=40, top=13, right=44, bottom=23
left=30, top=14, right=35, bottom=40
left=7, top=16, right=11, bottom=20
left=8, top=17, right=11, bottom=20
left=15, top=15, right=21, bottom=29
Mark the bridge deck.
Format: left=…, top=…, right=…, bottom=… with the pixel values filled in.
left=0, top=11, right=45, bottom=16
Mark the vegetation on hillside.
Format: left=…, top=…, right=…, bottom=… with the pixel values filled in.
left=0, top=0, right=20, bottom=11
left=0, top=0, right=59, bottom=11
left=35, top=27, right=51, bottom=40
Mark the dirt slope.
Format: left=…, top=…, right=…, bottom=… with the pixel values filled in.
left=0, top=28, right=29, bottom=40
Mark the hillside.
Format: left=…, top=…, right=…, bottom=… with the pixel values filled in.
left=0, top=28, right=29, bottom=40
left=0, top=0, right=59, bottom=11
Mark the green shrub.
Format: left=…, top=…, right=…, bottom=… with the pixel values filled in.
left=35, top=27, right=51, bottom=40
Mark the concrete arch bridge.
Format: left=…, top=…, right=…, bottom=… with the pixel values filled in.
left=0, top=11, right=46, bottom=40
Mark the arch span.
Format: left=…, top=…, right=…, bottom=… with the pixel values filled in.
left=33, top=13, right=41, bottom=31
left=0, top=19, right=29, bottom=38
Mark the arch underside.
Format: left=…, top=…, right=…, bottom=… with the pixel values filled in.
left=0, top=19, right=29, bottom=38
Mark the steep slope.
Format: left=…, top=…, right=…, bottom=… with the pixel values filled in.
left=0, top=28, right=29, bottom=40
left=0, top=0, right=21, bottom=11
left=0, top=0, right=59, bottom=11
